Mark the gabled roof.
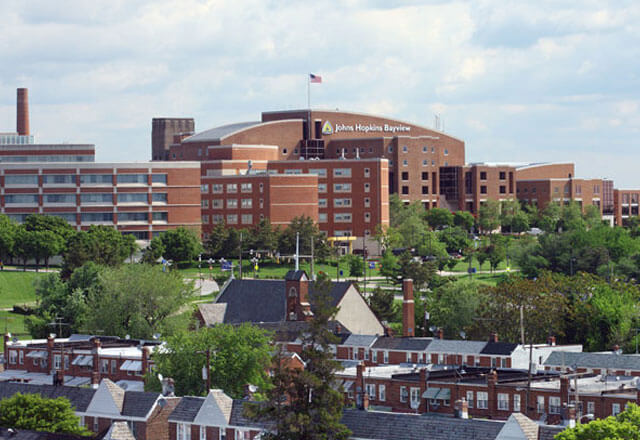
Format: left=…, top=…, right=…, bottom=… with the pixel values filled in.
left=197, top=303, right=227, bottom=326
left=342, top=334, right=378, bottom=348
left=496, top=413, right=539, bottom=440
left=481, top=342, right=519, bottom=356
left=183, top=121, right=261, bottom=143
left=86, top=379, right=124, bottom=416
left=193, top=389, right=233, bottom=427
left=426, top=339, right=487, bottom=354
left=544, top=351, right=640, bottom=370
left=0, top=382, right=95, bottom=413
left=371, top=337, right=432, bottom=351
left=169, top=396, right=205, bottom=423
left=341, top=409, right=504, bottom=440
left=214, top=279, right=352, bottom=325
left=121, top=391, right=160, bottom=418
left=100, top=421, right=136, bottom=440
left=284, top=270, right=307, bottom=281
left=229, top=400, right=270, bottom=429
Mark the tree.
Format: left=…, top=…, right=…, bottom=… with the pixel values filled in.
left=367, top=287, right=397, bottom=323
left=0, top=393, right=90, bottom=435
left=159, top=227, right=202, bottom=263
left=539, top=202, right=561, bottom=233
left=248, top=272, right=351, bottom=440
left=205, top=222, right=241, bottom=258
left=397, top=251, right=436, bottom=290
left=84, top=264, right=194, bottom=339
left=343, top=254, right=364, bottom=279
left=453, top=211, right=475, bottom=231
left=478, top=200, right=501, bottom=234
left=427, top=280, right=483, bottom=339
left=247, top=219, right=280, bottom=254
left=151, top=324, right=272, bottom=398
left=424, top=208, right=453, bottom=230
left=279, top=216, right=330, bottom=259
left=141, top=238, right=165, bottom=264
left=556, top=403, right=640, bottom=440
left=437, top=226, right=471, bottom=254
left=0, top=215, right=17, bottom=264
left=379, top=250, right=399, bottom=283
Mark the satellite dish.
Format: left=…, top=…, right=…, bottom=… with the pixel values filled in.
left=125, top=334, right=130, bottom=340
left=459, top=331, right=467, bottom=340
left=157, top=373, right=164, bottom=382
left=153, top=333, right=161, bottom=340
left=429, top=326, right=437, bottom=333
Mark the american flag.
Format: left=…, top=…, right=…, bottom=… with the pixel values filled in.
left=309, top=73, right=322, bottom=83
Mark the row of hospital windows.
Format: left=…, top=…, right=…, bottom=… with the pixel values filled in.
left=202, top=212, right=365, bottom=225
left=202, top=182, right=363, bottom=194
left=1, top=174, right=168, bottom=185
left=1, top=193, right=167, bottom=204
left=202, top=197, right=367, bottom=210
left=4, top=212, right=168, bottom=223
left=0, top=155, right=93, bottom=162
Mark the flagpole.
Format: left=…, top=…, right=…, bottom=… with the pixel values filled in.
left=307, top=74, right=310, bottom=109
left=307, top=75, right=311, bottom=154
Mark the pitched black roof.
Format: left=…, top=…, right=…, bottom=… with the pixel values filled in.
left=284, top=270, right=307, bottom=281
left=371, top=337, right=432, bottom=351
left=480, top=342, right=519, bottom=355
left=0, top=428, right=89, bottom=439
left=215, top=279, right=352, bottom=324
left=0, top=382, right=95, bottom=413
left=121, top=391, right=161, bottom=418
left=252, top=320, right=351, bottom=343
left=169, top=396, right=205, bottom=423
left=341, top=410, right=504, bottom=440
left=230, top=400, right=270, bottom=429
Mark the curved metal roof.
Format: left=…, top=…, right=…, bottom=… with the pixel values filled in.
left=183, top=121, right=261, bottom=143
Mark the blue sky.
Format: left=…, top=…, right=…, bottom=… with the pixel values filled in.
left=1, top=0, right=639, bottom=186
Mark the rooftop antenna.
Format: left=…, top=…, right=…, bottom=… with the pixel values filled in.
left=295, top=232, right=300, bottom=271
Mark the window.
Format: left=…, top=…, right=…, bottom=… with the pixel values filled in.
left=537, top=396, right=545, bottom=413
left=200, top=426, right=206, bottom=440
left=80, top=174, right=112, bottom=185
left=499, top=186, right=506, bottom=194
left=5, top=175, right=38, bottom=185
left=334, top=213, right=352, bottom=222
left=212, top=199, right=223, bottom=209
left=402, top=172, right=409, bottom=181
left=422, top=146, right=428, bottom=153
left=333, top=198, right=352, bottom=207
left=212, top=214, right=224, bottom=224
left=364, top=212, right=370, bottom=223
left=118, top=193, right=147, bottom=203
left=5, top=194, right=38, bottom=204
left=152, top=212, right=168, bottom=222
left=152, top=174, right=167, bottom=184
left=100, top=359, right=108, bottom=373
left=364, top=183, right=370, bottom=193
left=318, top=213, right=327, bottom=223
left=477, top=392, right=488, bottom=409
left=18, top=351, right=23, bottom=365
left=117, top=174, right=147, bottom=184
left=372, top=351, right=377, bottom=363
left=587, top=401, right=595, bottom=415
left=491, top=358, right=497, bottom=368
left=318, top=199, right=327, bottom=208
left=8, top=351, right=17, bottom=365
left=212, top=184, right=223, bottom=194
left=81, top=212, right=114, bottom=223
left=549, top=396, right=561, bottom=414
left=152, top=193, right=167, bottom=203
left=401, top=186, right=409, bottom=195
left=402, top=145, right=408, bottom=153
left=406, top=352, right=412, bottom=362
left=309, top=169, right=327, bottom=177
left=284, top=169, right=302, bottom=175
left=402, top=160, right=408, bottom=166
left=366, top=383, right=376, bottom=400
left=498, top=393, right=509, bottom=410
left=364, top=168, right=370, bottom=178
left=421, top=172, right=429, bottom=180
left=383, top=351, right=389, bottom=364
left=241, top=183, right=252, bottom=193
left=118, top=212, right=148, bottom=222
left=334, top=183, right=351, bottom=193
left=410, top=387, right=420, bottom=406
left=227, top=214, right=238, bottom=224
left=480, top=171, right=487, bottom=180
left=466, top=391, right=474, bottom=408
left=499, top=171, right=506, bottom=180
left=94, top=418, right=99, bottom=432
left=111, top=360, right=117, bottom=374
left=259, top=199, right=264, bottom=209
left=501, top=358, right=508, bottom=368
left=575, top=185, right=582, bottom=195
left=318, top=183, right=327, bottom=193
left=241, top=198, right=252, bottom=208
left=379, top=384, right=386, bottom=401
left=513, top=394, right=521, bottom=412
left=444, top=148, right=448, bottom=155
left=333, top=168, right=352, bottom=177
left=480, top=185, right=487, bottom=194
left=202, top=215, right=210, bottom=223
left=422, top=160, right=428, bottom=166
left=227, top=199, right=238, bottom=208
left=44, top=194, right=75, bottom=204
left=613, top=403, right=621, bottom=416
left=177, top=423, right=191, bottom=440
left=364, top=197, right=370, bottom=208
left=201, top=184, right=209, bottom=193
left=226, top=183, right=237, bottom=193
left=422, top=186, right=429, bottom=195
left=43, top=174, right=76, bottom=185
left=388, top=146, right=393, bottom=153
left=594, top=184, right=600, bottom=194
left=241, top=214, right=253, bottom=224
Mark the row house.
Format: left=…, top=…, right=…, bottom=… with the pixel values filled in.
left=2, top=334, right=160, bottom=390
left=0, top=379, right=179, bottom=440
left=544, top=351, right=640, bottom=376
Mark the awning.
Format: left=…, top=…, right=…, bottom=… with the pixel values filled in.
left=25, top=351, right=48, bottom=360
left=72, top=355, right=93, bottom=366
left=120, top=360, right=142, bottom=372
left=422, top=388, right=440, bottom=399
left=437, top=388, right=451, bottom=400
left=342, top=381, right=354, bottom=392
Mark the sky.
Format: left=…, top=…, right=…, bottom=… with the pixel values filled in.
left=1, top=0, right=639, bottom=186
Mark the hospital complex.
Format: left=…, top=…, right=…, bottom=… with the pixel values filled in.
left=0, top=88, right=637, bottom=248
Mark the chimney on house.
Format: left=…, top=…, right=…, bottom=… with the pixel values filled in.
left=92, top=338, right=101, bottom=373
left=566, top=404, right=576, bottom=428
left=285, top=270, right=313, bottom=322
left=91, top=371, right=101, bottom=388
left=547, top=336, right=556, bottom=346
left=402, top=279, right=415, bottom=337
left=613, top=344, right=621, bottom=353
left=53, top=369, right=64, bottom=386
left=356, top=362, right=368, bottom=410
left=161, top=377, right=176, bottom=397
left=3, top=333, right=10, bottom=361
left=560, top=376, right=570, bottom=407
left=47, top=334, right=55, bottom=349
left=141, top=346, right=151, bottom=376
left=435, top=328, right=444, bottom=340
left=489, top=332, right=498, bottom=343
left=16, top=88, right=29, bottom=136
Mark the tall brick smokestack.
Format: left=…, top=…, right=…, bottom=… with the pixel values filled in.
left=17, top=88, right=29, bottom=136
left=402, top=279, right=415, bottom=337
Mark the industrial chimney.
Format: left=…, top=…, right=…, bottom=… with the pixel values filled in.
left=402, top=279, right=415, bottom=337
left=17, top=88, right=29, bottom=136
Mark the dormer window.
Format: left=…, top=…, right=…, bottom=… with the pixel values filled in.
left=289, top=287, right=297, bottom=297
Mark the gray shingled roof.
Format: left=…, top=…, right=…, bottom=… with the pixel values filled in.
left=215, top=279, right=352, bottom=325
left=342, top=334, right=378, bottom=348
left=481, top=342, right=519, bottom=356
left=169, top=396, right=205, bottom=422
left=426, top=339, right=487, bottom=354
left=197, top=303, right=227, bottom=326
left=371, top=337, right=432, bottom=351
left=121, top=391, right=161, bottom=418
left=544, top=351, right=640, bottom=370
left=0, top=382, right=95, bottom=412
left=229, top=400, right=270, bottom=429
left=341, top=410, right=504, bottom=440
left=101, top=421, right=136, bottom=440
left=183, top=121, right=261, bottom=143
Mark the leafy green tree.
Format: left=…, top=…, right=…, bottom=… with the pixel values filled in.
left=343, top=254, right=364, bottom=279
left=510, top=211, right=530, bottom=233
left=478, top=200, right=501, bottom=233
left=205, top=222, right=241, bottom=258
left=427, top=280, right=483, bottom=339
left=84, top=264, right=194, bottom=338
left=367, top=287, right=397, bottom=323
left=151, top=324, right=272, bottom=398
left=0, top=393, right=90, bottom=435
left=279, top=216, right=330, bottom=259
left=487, top=242, right=506, bottom=272
left=437, top=226, right=471, bottom=254
left=247, top=219, right=280, bottom=254
left=453, top=211, right=475, bottom=231
left=424, top=208, right=454, bottom=230
left=559, top=201, right=585, bottom=232
left=397, top=251, right=436, bottom=290
left=556, top=403, right=640, bottom=440
left=248, top=272, right=351, bottom=440
left=159, top=227, right=202, bottom=263
left=141, top=238, right=165, bottom=264
left=499, top=199, right=522, bottom=233
left=539, top=202, right=561, bottom=233
left=379, top=250, right=399, bottom=283
left=0, top=215, right=17, bottom=264
left=476, top=247, right=489, bottom=270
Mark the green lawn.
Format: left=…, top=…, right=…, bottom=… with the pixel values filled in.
left=443, top=257, right=517, bottom=273
left=0, top=271, right=48, bottom=309
left=0, top=311, right=28, bottom=350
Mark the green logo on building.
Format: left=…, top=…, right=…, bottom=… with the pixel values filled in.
left=322, top=120, right=333, bottom=135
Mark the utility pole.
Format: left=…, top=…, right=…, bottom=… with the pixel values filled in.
left=239, top=232, right=243, bottom=280
left=310, top=237, right=315, bottom=280
left=520, top=306, right=525, bottom=346
left=295, top=232, right=300, bottom=271
left=206, top=348, right=211, bottom=391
